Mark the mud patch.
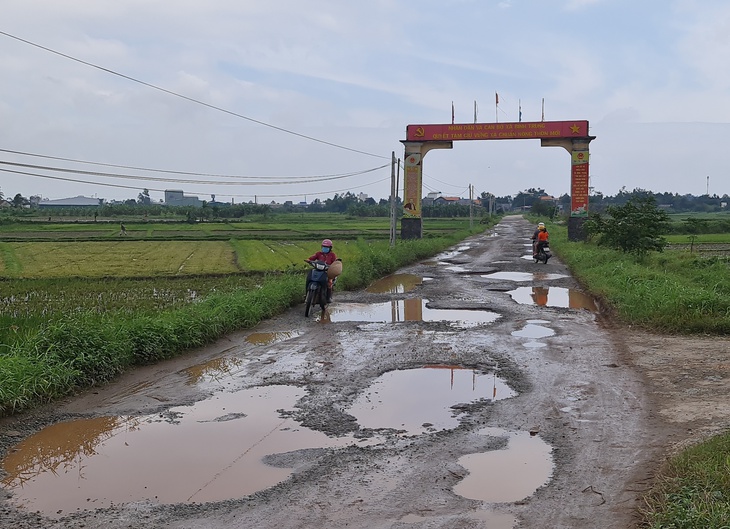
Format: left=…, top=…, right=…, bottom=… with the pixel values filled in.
left=245, top=330, right=302, bottom=346
left=185, top=356, right=247, bottom=384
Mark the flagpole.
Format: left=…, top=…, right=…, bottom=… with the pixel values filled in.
left=452, top=101, right=455, bottom=124
left=474, top=100, right=477, bottom=123
left=495, top=92, right=499, bottom=122
left=541, top=98, right=545, bottom=121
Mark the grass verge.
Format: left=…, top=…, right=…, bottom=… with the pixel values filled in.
left=0, top=228, right=484, bottom=416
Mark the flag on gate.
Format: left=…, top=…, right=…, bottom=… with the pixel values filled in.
left=452, top=101, right=455, bottom=124
left=495, top=92, right=499, bottom=105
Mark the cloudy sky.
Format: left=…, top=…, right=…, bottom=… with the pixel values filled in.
left=1, top=0, right=729, bottom=204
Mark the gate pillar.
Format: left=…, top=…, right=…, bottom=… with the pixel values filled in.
left=400, top=140, right=453, bottom=239
left=541, top=136, right=595, bottom=241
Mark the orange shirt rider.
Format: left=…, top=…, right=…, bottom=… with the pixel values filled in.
left=536, top=226, right=549, bottom=252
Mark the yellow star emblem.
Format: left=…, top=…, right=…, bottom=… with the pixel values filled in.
left=570, top=124, right=581, bottom=134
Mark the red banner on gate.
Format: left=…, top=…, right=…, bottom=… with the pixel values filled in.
left=406, top=120, right=589, bottom=141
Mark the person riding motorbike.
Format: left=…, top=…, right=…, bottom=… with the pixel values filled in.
left=535, top=225, right=549, bottom=257
left=306, top=239, right=337, bottom=303
left=532, top=222, right=545, bottom=257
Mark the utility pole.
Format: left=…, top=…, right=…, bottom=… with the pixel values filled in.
left=389, top=151, right=397, bottom=246
left=469, top=184, right=474, bottom=229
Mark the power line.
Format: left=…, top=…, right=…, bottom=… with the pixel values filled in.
left=0, top=30, right=389, bottom=160
left=0, top=160, right=389, bottom=185
left=0, top=148, right=384, bottom=180
left=0, top=167, right=390, bottom=200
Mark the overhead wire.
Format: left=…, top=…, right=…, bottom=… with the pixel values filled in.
left=0, top=148, right=386, bottom=180
left=0, top=160, right=389, bottom=185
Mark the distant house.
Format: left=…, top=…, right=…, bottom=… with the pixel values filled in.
left=432, top=196, right=461, bottom=206
left=38, top=196, right=102, bottom=208
left=164, top=189, right=201, bottom=207
left=422, top=192, right=442, bottom=207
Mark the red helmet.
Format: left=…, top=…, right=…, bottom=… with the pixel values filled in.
left=321, top=239, right=333, bottom=248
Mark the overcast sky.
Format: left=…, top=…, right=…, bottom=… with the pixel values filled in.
left=1, top=0, right=729, bottom=204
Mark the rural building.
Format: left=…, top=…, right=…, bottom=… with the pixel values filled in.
left=37, top=196, right=102, bottom=208
left=164, top=190, right=201, bottom=207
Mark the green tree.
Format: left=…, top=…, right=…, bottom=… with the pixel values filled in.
left=584, top=196, right=669, bottom=258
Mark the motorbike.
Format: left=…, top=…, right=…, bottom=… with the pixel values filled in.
left=534, top=241, right=552, bottom=264
left=304, top=259, right=339, bottom=317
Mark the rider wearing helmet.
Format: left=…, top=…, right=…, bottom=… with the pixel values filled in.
left=307, top=239, right=338, bottom=302
left=532, top=222, right=545, bottom=257
left=535, top=225, right=549, bottom=255
left=308, top=239, right=337, bottom=265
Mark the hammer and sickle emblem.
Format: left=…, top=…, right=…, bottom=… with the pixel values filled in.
left=414, top=127, right=425, bottom=137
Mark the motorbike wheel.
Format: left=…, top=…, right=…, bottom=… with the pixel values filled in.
left=304, top=289, right=315, bottom=317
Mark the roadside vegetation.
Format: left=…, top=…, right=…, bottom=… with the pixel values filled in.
left=538, top=204, right=730, bottom=528
left=0, top=214, right=491, bottom=416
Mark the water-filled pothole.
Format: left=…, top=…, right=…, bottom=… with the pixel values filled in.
left=325, top=299, right=500, bottom=327
left=366, top=274, right=422, bottom=294
left=508, top=287, right=598, bottom=311
left=185, top=356, right=246, bottom=384
left=453, top=427, right=553, bottom=502
left=511, top=322, right=555, bottom=339
left=0, top=385, right=365, bottom=516
left=482, top=271, right=567, bottom=282
left=348, top=367, right=515, bottom=435
left=245, top=330, right=302, bottom=346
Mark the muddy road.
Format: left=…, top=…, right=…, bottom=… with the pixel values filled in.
left=3, top=215, right=721, bottom=529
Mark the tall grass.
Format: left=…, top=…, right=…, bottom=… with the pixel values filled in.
left=641, top=433, right=730, bottom=528
left=549, top=225, right=730, bottom=334
left=0, top=226, right=485, bottom=416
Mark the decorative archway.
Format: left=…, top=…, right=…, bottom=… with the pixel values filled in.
left=401, top=120, right=595, bottom=240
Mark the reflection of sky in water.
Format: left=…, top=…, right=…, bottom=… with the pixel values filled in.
left=507, top=287, right=598, bottom=311
left=1, top=386, right=368, bottom=515
left=349, top=368, right=515, bottom=435
left=327, top=299, right=500, bottom=327
left=453, top=427, right=553, bottom=503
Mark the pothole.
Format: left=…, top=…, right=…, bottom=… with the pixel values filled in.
left=453, top=427, right=553, bottom=503
left=185, top=356, right=247, bottom=384
left=0, top=385, right=366, bottom=516
left=324, top=299, right=500, bottom=327
left=482, top=271, right=568, bottom=281
left=245, top=330, right=302, bottom=346
left=365, top=274, right=423, bottom=294
left=348, top=367, right=516, bottom=436
left=507, top=287, right=598, bottom=311
left=511, top=322, right=555, bottom=339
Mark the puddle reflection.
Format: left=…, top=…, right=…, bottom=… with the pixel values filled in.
left=349, top=367, right=515, bottom=435
left=185, top=356, right=246, bottom=384
left=245, top=330, right=301, bottom=346
left=366, top=274, right=422, bottom=294
left=1, top=386, right=366, bottom=515
left=453, top=427, right=553, bottom=503
left=508, top=287, right=598, bottom=311
left=482, top=271, right=567, bottom=282
left=325, top=299, right=500, bottom=327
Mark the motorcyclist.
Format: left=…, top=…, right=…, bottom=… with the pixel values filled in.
left=532, top=222, right=545, bottom=257
left=535, top=225, right=549, bottom=257
left=306, top=239, right=338, bottom=302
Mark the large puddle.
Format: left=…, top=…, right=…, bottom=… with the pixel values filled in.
left=245, top=330, right=302, bottom=345
left=508, top=287, right=598, bottom=311
left=453, top=427, right=553, bottom=503
left=483, top=271, right=567, bottom=282
left=365, top=274, right=422, bottom=294
left=325, top=299, right=500, bottom=327
left=1, top=385, right=365, bottom=516
left=349, top=367, right=515, bottom=435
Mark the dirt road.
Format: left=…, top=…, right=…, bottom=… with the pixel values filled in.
left=1, top=216, right=726, bottom=528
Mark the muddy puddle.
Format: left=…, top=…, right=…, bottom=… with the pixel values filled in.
left=185, top=356, right=247, bottom=384
left=245, top=330, right=302, bottom=346
left=483, top=271, right=567, bottom=282
left=508, top=286, right=598, bottom=311
left=453, top=427, right=553, bottom=503
left=324, top=299, right=500, bottom=327
left=349, top=367, right=516, bottom=435
left=365, top=274, right=422, bottom=294
left=1, top=385, right=368, bottom=516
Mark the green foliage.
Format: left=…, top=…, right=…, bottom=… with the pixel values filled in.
left=642, top=433, right=730, bottom=528
left=584, top=196, right=670, bottom=258
left=551, top=225, right=730, bottom=333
